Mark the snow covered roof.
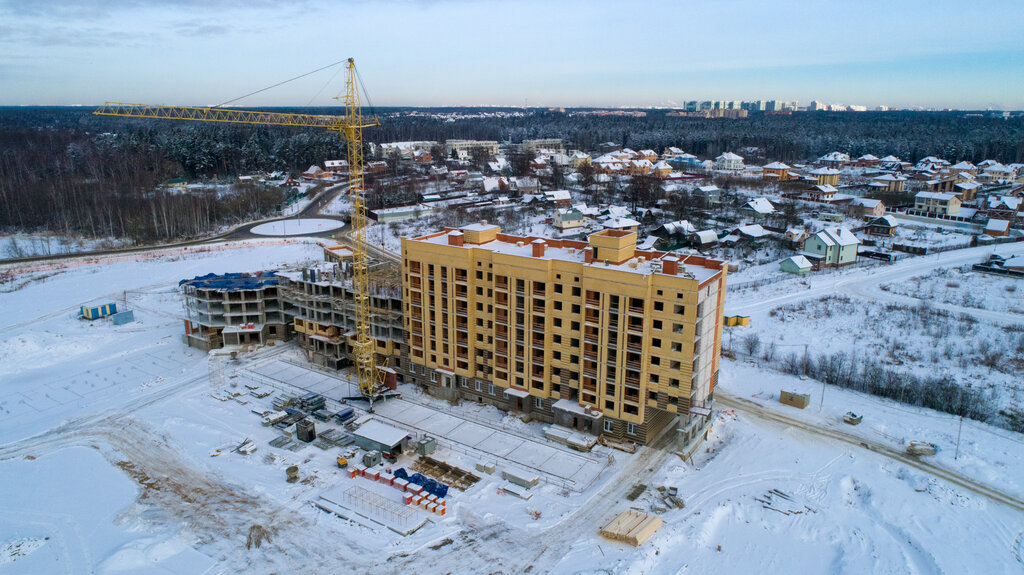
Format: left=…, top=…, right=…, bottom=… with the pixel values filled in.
left=637, top=236, right=659, bottom=250
left=324, top=160, right=348, bottom=168
left=693, top=230, right=718, bottom=244
left=653, top=160, right=672, bottom=170
left=989, top=196, right=1022, bottom=210
left=849, top=197, right=882, bottom=208
left=814, top=227, right=859, bottom=246
left=603, top=217, right=641, bottom=229
left=462, top=222, right=500, bottom=232
left=818, top=152, right=850, bottom=162
left=745, top=197, right=775, bottom=214
left=639, top=149, right=657, bottom=156
left=879, top=155, right=901, bottom=162
left=985, top=219, right=1010, bottom=232
left=812, top=184, right=838, bottom=193
left=978, top=159, right=1000, bottom=167
left=603, top=205, right=632, bottom=218
left=354, top=420, right=410, bottom=448
left=872, top=174, right=905, bottom=182
left=697, top=185, right=720, bottom=193
left=782, top=255, right=813, bottom=269
left=915, top=191, right=958, bottom=201
left=737, top=224, right=769, bottom=238
left=660, top=220, right=695, bottom=235
left=857, top=154, right=879, bottom=161
left=950, top=161, right=976, bottom=170
left=763, top=161, right=791, bottom=170
left=540, top=189, right=573, bottom=200
left=809, top=167, right=841, bottom=175
left=717, top=152, right=743, bottom=161
left=956, top=182, right=981, bottom=190
left=870, top=215, right=900, bottom=227
left=1004, top=256, right=1024, bottom=269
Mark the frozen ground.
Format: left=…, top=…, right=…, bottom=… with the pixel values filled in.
left=880, top=264, right=1024, bottom=315
left=249, top=218, right=343, bottom=236
left=2, top=237, right=1024, bottom=573
left=0, top=233, right=132, bottom=259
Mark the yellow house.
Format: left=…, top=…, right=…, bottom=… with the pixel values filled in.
left=808, top=167, right=840, bottom=186
left=401, top=224, right=727, bottom=444
left=570, top=152, right=592, bottom=168
left=762, top=161, right=795, bottom=181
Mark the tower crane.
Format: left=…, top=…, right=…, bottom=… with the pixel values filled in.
left=95, top=59, right=387, bottom=407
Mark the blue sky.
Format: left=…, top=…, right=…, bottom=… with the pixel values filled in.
left=1, top=0, right=1022, bottom=109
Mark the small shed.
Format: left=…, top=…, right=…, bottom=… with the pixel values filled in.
left=81, top=302, right=117, bottom=320
left=779, top=390, right=810, bottom=409
left=352, top=420, right=411, bottom=456
left=780, top=255, right=813, bottom=275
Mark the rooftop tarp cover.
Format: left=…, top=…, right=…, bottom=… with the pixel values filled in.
left=178, top=271, right=278, bottom=290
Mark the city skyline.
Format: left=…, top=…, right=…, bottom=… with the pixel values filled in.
left=1, top=0, right=1022, bottom=110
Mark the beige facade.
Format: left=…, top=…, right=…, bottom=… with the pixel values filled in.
left=445, top=139, right=500, bottom=161
left=401, top=224, right=727, bottom=444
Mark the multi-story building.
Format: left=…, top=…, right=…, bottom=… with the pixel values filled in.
left=520, top=138, right=565, bottom=153
left=278, top=262, right=406, bottom=373
left=181, top=272, right=290, bottom=350
left=444, top=140, right=500, bottom=161
left=401, top=224, right=727, bottom=445
left=914, top=191, right=962, bottom=215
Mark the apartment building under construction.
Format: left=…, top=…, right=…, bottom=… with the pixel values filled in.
left=277, top=261, right=406, bottom=375
left=401, top=223, right=727, bottom=445
left=180, top=272, right=290, bottom=350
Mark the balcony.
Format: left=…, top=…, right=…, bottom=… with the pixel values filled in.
left=585, top=297, right=600, bottom=308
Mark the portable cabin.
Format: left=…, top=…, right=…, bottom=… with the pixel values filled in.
left=81, top=303, right=117, bottom=320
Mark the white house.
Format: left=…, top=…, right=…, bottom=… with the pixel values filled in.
left=715, top=152, right=744, bottom=171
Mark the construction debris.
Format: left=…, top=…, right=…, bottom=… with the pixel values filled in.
left=599, top=435, right=638, bottom=453
left=625, top=484, right=647, bottom=501
left=755, top=489, right=817, bottom=515
left=599, top=510, right=663, bottom=546
left=412, top=457, right=481, bottom=491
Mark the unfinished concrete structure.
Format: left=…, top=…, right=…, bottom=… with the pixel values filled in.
left=401, top=223, right=727, bottom=445
left=180, top=272, right=289, bottom=350
left=278, top=262, right=406, bottom=374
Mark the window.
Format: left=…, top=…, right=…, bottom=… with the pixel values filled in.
left=555, top=283, right=563, bottom=294
left=649, top=391, right=658, bottom=401
left=653, top=320, right=663, bottom=330
left=553, top=351, right=562, bottom=360
left=677, top=292, right=684, bottom=299
left=554, top=301, right=563, bottom=311
left=675, top=304, right=686, bottom=315
left=535, top=397, right=543, bottom=409
left=627, top=423, right=637, bottom=435
left=553, top=335, right=562, bottom=344
left=475, top=381, right=482, bottom=392
left=572, top=304, right=581, bottom=314
left=430, top=371, right=437, bottom=383
left=654, top=301, right=664, bottom=312
left=571, top=321, right=580, bottom=331
left=652, top=338, right=661, bottom=348
left=554, top=318, right=562, bottom=327
left=572, top=286, right=581, bottom=297
left=651, top=356, right=661, bottom=366
left=604, top=419, right=614, bottom=432
left=476, top=271, right=484, bottom=279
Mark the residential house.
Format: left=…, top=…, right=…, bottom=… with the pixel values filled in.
left=878, top=155, right=903, bottom=170
left=662, top=146, right=686, bottom=158
left=570, top=152, right=592, bottom=168
left=482, top=176, right=510, bottom=194
left=987, top=196, right=1022, bottom=222
left=735, top=224, right=769, bottom=241
left=803, top=227, right=860, bottom=267
left=981, top=164, right=1016, bottom=185
left=602, top=216, right=641, bottom=234
left=544, top=189, right=573, bottom=206
left=949, top=161, right=978, bottom=176
left=379, top=140, right=438, bottom=159
left=868, top=174, right=907, bottom=192
left=553, top=208, right=585, bottom=231
left=854, top=154, right=880, bottom=168
left=806, top=184, right=838, bottom=202
left=652, top=161, right=673, bottom=178
left=817, top=152, right=850, bottom=168
left=864, top=215, right=899, bottom=236
left=324, top=159, right=349, bottom=173
left=446, top=139, right=500, bottom=161
left=809, top=167, right=841, bottom=186
left=715, top=152, right=744, bottom=172
left=914, top=191, right=961, bottom=216
left=779, top=255, right=813, bottom=275
left=696, top=185, right=721, bottom=205
left=413, top=149, right=432, bottom=164
left=762, top=161, right=797, bottom=181
left=302, top=165, right=323, bottom=181
left=847, top=197, right=886, bottom=219
left=638, top=149, right=658, bottom=162
left=743, top=197, right=775, bottom=218
left=954, top=181, right=982, bottom=202
left=984, top=219, right=1010, bottom=237
left=365, top=161, right=388, bottom=174
left=656, top=220, right=696, bottom=239
left=690, top=230, right=719, bottom=249
left=511, top=177, right=540, bottom=195
left=784, top=227, right=810, bottom=249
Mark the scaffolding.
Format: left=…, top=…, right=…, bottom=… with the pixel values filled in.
left=342, top=485, right=417, bottom=528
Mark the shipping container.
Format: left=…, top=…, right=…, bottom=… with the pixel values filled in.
left=81, top=302, right=117, bottom=320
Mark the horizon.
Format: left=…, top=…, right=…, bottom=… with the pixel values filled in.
left=1, top=0, right=1023, bottom=109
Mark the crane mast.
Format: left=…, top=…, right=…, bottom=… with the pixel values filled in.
left=95, top=58, right=385, bottom=406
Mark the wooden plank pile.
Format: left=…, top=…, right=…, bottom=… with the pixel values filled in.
left=598, top=510, right=663, bottom=546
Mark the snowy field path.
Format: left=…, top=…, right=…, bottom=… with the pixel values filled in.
left=717, top=392, right=1024, bottom=512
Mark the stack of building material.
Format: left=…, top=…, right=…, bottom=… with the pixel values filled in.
left=299, top=393, right=326, bottom=412
left=598, top=510, right=663, bottom=546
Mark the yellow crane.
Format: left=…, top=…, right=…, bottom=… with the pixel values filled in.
left=95, top=59, right=387, bottom=406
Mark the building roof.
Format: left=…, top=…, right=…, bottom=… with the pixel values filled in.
left=857, top=154, right=879, bottom=161
left=870, top=215, right=900, bottom=228
left=462, top=222, right=500, bottom=232
left=950, top=161, right=976, bottom=170
left=915, top=191, right=958, bottom=201
left=745, top=197, right=775, bottom=214
left=849, top=197, right=882, bottom=208
left=697, top=184, right=720, bottom=193
left=179, top=272, right=278, bottom=290
left=737, top=224, right=769, bottom=238
left=717, top=152, right=743, bottom=161
left=693, top=230, right=719, bottom=244
left=985, top=219, right=1010, bottom=232
left=763, top=161, right=791, bottom=170
left=545, top=190, right=572, bottom=201
left=660, top=220, right=696, bottom=235
left=653, top=160, right=672, bottom=170
left=782, top=255, right=813, bottom=269
left=353, top=420, right=410, bottom=448
left=812, top=227, right=859, bottom=247
left=603, top=217, right=642, bottom=229
left=812, top=184, right=838, bottom=193
left=809, top=167, right=841, bottom=175
left=879, top=155, right=901, bottom=162
left=818, top=152, right=850, bottom=162
left=872, top=174, right=905, bottom=182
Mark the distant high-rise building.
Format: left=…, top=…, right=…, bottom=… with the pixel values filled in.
left=808, top=100, right=824, bottom=111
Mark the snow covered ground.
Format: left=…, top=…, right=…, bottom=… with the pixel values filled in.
left=2, top=236, right=1024, bottom=573
left=0, top=233, right=132, bottom=259
left=249, top=218, right=343, bottom=236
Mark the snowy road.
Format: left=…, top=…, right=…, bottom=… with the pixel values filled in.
left=716, top=391, right=1024, bottom=512
left=727, top=242, right=1024, bottom=329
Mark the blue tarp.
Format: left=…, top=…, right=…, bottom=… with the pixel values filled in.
left=398, top=470, right=448, bottom=497
left=178, top=271, right=278, bottom=291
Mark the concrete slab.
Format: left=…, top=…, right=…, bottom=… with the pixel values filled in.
left=474, top=432, right=523, bottom=457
